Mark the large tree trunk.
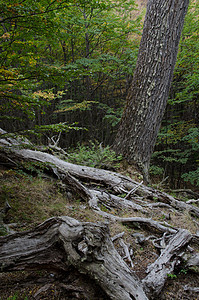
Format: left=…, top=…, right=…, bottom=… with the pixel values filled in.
left=113, top=0, right=189, bottom=181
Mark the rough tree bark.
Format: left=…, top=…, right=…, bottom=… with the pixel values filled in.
left=113, top=0, right=189, bottom=181
left=0, top=216, right=148, bottom=300
left=142, top=229, right=192, bottom=296
left=0, top=216, right=195, bottom=299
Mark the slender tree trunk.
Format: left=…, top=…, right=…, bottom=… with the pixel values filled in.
left=113, top=0, right=189, bottom=181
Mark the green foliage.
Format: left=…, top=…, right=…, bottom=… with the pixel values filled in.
left=55, top=100, right=97, bottom=114
left=167, top=273, right=177, bottom=279
left=182, top=168, right=199, bottom=186
left=180, top=269, right=188, bottom=275
left=0, top=0, right=141, bottom=145
left=14, top=161, right=51, bottom=178
left=149, top=165, right=164, bottom=176
left=118, top=193, right=127, bottom=198
left=0, top=0, right=65, bottom=117
left=170, top=1, right=199, bottom=107
left=6, top=293, right=18, bottom=300
left=67, top=141, right=122, bottom=169
left=6, top=292, right=28, bottom=300
left=152, top=123, right=199, bottom=186
left=25, top=122, right=84, bottom=139
left=98, top=103, right=123, bottom=127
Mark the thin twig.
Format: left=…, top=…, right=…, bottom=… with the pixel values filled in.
left=119, top=238, right=134, bottom=268
left=125, top=181, right=143, bottom=199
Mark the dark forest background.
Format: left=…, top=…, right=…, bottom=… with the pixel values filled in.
left=0, top=0, right=198, bottom=188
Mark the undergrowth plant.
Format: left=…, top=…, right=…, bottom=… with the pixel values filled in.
left=67, top=141, right=122, bottom=170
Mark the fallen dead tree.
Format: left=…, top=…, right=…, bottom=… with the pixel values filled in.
left=0, top=128, right=199, bottom=218
left=142, top=229, right=192, bottom=296
left=0, top=216, right=148, bottom=300
left=0, top=216, right=196, bottom=299
left=0, top=129, right=199, bottom=299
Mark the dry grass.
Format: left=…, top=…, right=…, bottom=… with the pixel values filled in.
left=0, top=168, right=107, bottom=230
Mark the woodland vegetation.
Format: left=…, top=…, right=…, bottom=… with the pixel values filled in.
left=0, top=0, right=198, bottom=187
left=0, top=0, right=199, bottom=299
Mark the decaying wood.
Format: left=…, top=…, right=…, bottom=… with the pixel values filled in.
left=1, top=130, right=199, bottom=218
left=1, top=129, right=199, bottom=298
left=184, top=285, right=199, bottom=293
left=184, top=252, right=199, bottom=270
left=111, top=231, right=125, bottom=242
left=186, top=199, right=199, bottom=205
left=118, top=217, right=177, bottom=234
left=168, top=189, right=199, bottom=199
left=142, top=229, right=192, bottom=297
left=0, top=216, right=148, bottom=300
left=125, top=181, right=144, bottom=199
left=118, top=238, right=134, bottom=268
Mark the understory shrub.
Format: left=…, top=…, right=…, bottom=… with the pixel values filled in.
left=66, top=141, right=122, bottom=170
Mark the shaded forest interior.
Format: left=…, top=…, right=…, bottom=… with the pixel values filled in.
left=0, top=0, right=199, bottom=299
left=0, top=0, right=198, bottom=188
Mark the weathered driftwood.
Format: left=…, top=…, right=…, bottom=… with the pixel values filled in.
left=0, top=130, right=198, bottom=214
left=55, top=168, right=147, bottom=213
left=168, top=189, right=199, bottom=199
left=186, top=199, right=199, bottom=205
left=142, top=229, right=192, bottom=297
left=0, top=216, right=148, bottom=300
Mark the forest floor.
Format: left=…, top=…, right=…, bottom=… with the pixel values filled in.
left=0, top=165, right=199, bottom=300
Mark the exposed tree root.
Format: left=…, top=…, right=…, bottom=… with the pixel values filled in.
left=142, top=229, right=192, bottom=297
left=1, top=130, right=199, bottom=218
left=0, top=216, right=148, bottom=300
left=0, top=129, right=199, bottom=299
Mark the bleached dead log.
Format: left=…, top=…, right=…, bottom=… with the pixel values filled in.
left=1, top=130, right=198, bottom=298
left=183, top=252, right=199, bottom=270
left=168, top=189, right=199, bottom=198
left=142, top=229, right=192, bottom=297
left=184, top=285, right=199, bottom=293
left=154, top=190, right=199, bottom=217
left=0, top=216, right=148, bottom=300
left=119, top=238, right=134, bottom=268
left=92, top=189, right=148, bottom=213
left=53, top=167, right=147, bottom=213
left=111, top=231, right=125, bottom=242
left=1, top=136, right=199, bottom=218
left=151, top=232, right=171, bottom=250
left=186, top=199, right=199, bottom=205
left=118, top=217, right=177, bottom=234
